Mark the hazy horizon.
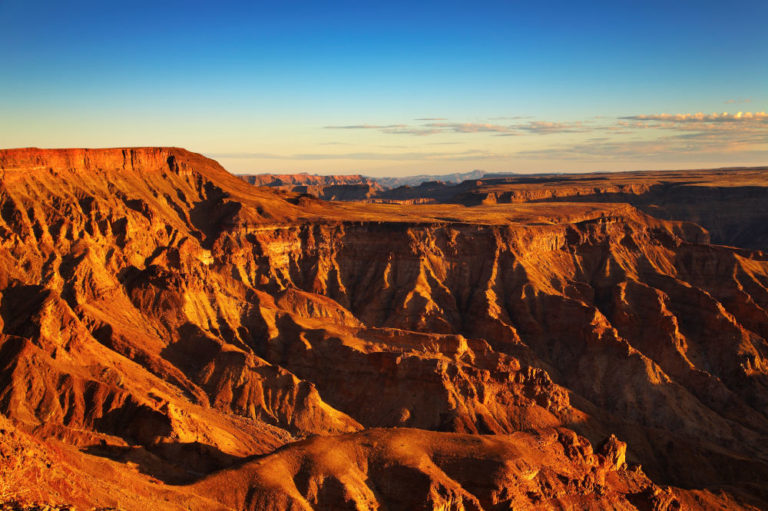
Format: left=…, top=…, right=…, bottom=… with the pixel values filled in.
left=226, top=163, right=768, bottom=179
left=2, top=0, right=766, bottom=176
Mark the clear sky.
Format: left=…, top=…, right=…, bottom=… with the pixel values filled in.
left=1, top=0, right=766, bottom=176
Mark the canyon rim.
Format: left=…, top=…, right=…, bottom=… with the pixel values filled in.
left=2, top=1, right=768, bottom=509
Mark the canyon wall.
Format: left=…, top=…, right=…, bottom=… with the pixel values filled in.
left=1, top=148, right=767, bottom=509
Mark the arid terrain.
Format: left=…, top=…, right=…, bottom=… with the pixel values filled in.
left=238, top=174, right=384, bottom=201
left=2, top=147, right=768, bottom=510
left=250, top=167, right=768, bottom=251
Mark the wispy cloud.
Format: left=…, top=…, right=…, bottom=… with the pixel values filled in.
left=323, top=121, right=513, bottom=135
left=613, top=112, right=768, bottom=149
left=517, top=121, right=588, bottom=134
left=518, top=119, right=767, bottom=161
left=323, top=119, right=588, bottom=137
left=241, top=110, right=768, bottom=165
left=517, top=137, right=768, bottom=161
left=508, top=110, right=768, bottom=162
left=621, top=111, right=768, bottom=123
left=725, top=98, right=752, bottom=104
left=424, top=122, right=515, bottom=133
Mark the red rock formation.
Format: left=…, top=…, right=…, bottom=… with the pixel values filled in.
left=239, top=173, right=373, bottom=187
left=1, top=148, right=766, bottom=510
left=193, top=428, right=678, bottom=510
left=367, top=168, right=768, bottom=250
left=239, top=172, right=384, bottom=200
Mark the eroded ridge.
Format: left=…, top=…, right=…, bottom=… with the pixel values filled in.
left=1, top=148, right=767, bottom=510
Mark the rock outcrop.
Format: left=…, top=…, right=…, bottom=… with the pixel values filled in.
left=327, top=167, right=768, bottom=250
left=193, top=428, right=678, bottom=511
left=1, top=148, right=766, bottom=510
left=238, top=173, right=384, bottom=201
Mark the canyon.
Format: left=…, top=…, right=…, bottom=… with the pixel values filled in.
left=238, top=173, right=383, bottom=201
left=1, top=147, right=768, bottom=509
left=244, top=167, right=768, bottom=251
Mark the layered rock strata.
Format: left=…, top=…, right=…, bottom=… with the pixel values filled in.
left=0, top=148, right=766, bottom=510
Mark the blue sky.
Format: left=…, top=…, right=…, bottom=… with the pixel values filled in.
left=1, top=0, right=766, bottom=175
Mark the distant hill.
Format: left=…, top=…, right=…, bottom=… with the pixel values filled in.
left=239, top=172, right=376, bottom=187
left=237, top=170, right=528, bottom=197
left=371, top=169, right=493, bottom=188
left=237, top=170, right=500, bottom=189
left=237, top=172, right=383, bottom=200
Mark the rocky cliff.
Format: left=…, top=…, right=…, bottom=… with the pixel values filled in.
left=1, top=148, right=767, bottom=510
left=347, top=168, right=768, bottom=250
left=238, top=173, right=383, bottom=201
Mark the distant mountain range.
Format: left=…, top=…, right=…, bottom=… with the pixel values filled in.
left=369, top=169, right=491, bottom=187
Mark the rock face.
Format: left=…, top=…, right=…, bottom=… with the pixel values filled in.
left=1, top=148, right=767, bottom=510
left=268, top=167, right=768, bottom=250
left=193, top=428, right=673, bottom=511
left=238, top=173, right=384, bottom=200
left=239, top=173, right=375, bottom=187
left=328, top=167, right=768, bottom=250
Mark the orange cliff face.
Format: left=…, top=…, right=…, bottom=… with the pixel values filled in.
left=364, top=167, right=768, bottom=250
left=1, top=147, right=768, bottom=510
left=239, top=172, right=375, bottom=186
left=238, top=172, right=384, bottom=201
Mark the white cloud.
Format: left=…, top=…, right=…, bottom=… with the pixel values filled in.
left=517, top=121, right=588, bottom=134
left=314, top=110, right=768, bottom=163
left=621, top=111, right=768, bottom=123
